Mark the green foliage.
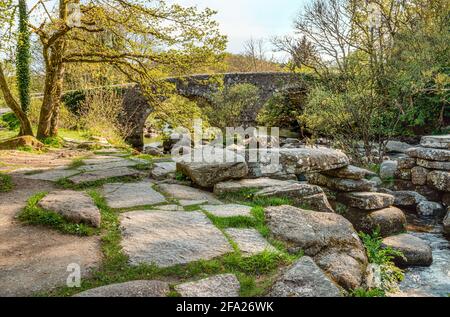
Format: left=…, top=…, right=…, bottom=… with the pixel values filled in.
left=0, top=172, right=13, bottom=192
left=359, top=230, right=405, bottom=292
left=18, top=192, right=95, bottom=236
left=41, top=137, right=63, bottom=148
left=16, top=0, right=31, bottom=114
left=257, top=92, right=303, bottom=129
left=175, top=170, right=188, bottom=181
left=205, top=83, right=260, bottom=129
left=68, top=158, right=85, bottom=169
left=147, top=95, right=208, bottom=131
left=0, top=112, right=20, bottom=130
left=350, top=288, right=386, bottom=298
left=61, top=90, right=86, bottom=115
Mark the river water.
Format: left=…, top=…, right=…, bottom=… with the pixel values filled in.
left=398, top=216, right=450, bottom=297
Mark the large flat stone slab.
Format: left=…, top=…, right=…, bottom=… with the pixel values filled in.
left=22, top=169, right=79, bottom=182
left=270, top=256, right=342, bottom=297
left=322, top=165, right=374, bottom=180
left=416, top=159, right=450, bottom=171
left=78, top=159, right=140, bottom=172
left=120, top=211, right=233, bottom=267
left=255, top=183, right=334, bottom=213
left=202, top=204, right=252, bottom=217
left=279, top=147, right=349, bottom=174
left=158, top=183, right=222, bottom=204
left=214, top=178, right=296, bottom=196
left=420, top=135, right=450, bottom=149
left=103, top=182, right=166, bottom=209
left=175, top=274, right=240, bottom=297
left=265, top=205, right=368, bottom=290
left=38, top=190, right=101, bottom=227
left=337, top=192, right=395, bottom=210
left=82, top=156, right=125, bottom=165
left=150, top=162, right=176, bottom=180
left=406, top=147, right=450, bottom=162
left=225, top=228, right=276, bottom=256
left=176, top=158, right=248, bottom=188
left=68, top=167, right=142, bottom=184
left=73, top=280, right=169, bottom=297
left=308, top=173, right=375, bottom=192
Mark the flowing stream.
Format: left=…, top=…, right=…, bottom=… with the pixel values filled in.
left=398, top=216, right=450, bottom=297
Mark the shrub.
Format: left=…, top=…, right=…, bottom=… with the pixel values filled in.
left=359, top=230, right=405, bottom=292
left=204, top=83, right=260, bottom=129
left=78, top=90, right=133, bottom=146
left=147, top=95, right=208, bottom=131
left=0, top=112, right=20, bottom=130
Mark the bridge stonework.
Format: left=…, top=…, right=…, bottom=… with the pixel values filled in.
left=120, top=72, right=305, bottom=150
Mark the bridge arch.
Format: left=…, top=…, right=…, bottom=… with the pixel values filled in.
left=120, top=72, right=307, bottom=150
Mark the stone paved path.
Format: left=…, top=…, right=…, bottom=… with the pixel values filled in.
left=0, top=176, right=101, bottom=296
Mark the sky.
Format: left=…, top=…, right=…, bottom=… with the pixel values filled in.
left=29, top=0, right=307, bottom=59
left=176, top=0, right=307, bottom=58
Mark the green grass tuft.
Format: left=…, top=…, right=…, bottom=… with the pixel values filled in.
left=18, top=192, right=95, bottom=236
left=0, top=172, right=13, bottom=192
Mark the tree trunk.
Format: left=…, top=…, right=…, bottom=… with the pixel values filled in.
left=50, top=64, right=65, bottom=136
left=0, top=63, right=33, bottom=136
left=37, top=0, right=67, bottom=139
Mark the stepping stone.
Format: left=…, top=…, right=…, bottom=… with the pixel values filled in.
left=270, top=256, right=342, bottom=297
left=322, top=165, right=375, bottom=180
left=225, top=228, right=276, bottom=256
left=178, top=200, right=208, bottom=207
left=68, top=167, right=142, bottom=184
left=78, top=160, right=139, bottom=172
left=420, top=135, right=450, bottom=149
left=202, top=204, right=252, bottom=217
left=214, top=178, right=296, bottom=196
left=175, top=274, right=240, bottom=297
left=73, top=280, right=169, bottom=297
left=103, top=182, right=166, bottom=209
left=150, top=162, right=176, bottom=180
left=158, top=183, right=222, bottom=204
left=38, top=190, right=101, bottom=227
left=120, top=211, right=233, bottom=267
left=308, top=173, right=375, bottom=192
left=279, top=147, right=349, bottom=174
left=382, top=233, right=432, bottom=267
left=22, top=169, right=79, bottom=182
left=154, top=204, right=184, bottom=211
left=337, top=192, right=395, bottom=210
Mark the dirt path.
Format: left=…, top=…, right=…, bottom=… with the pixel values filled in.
left=0, top=174, right=102, bottom=296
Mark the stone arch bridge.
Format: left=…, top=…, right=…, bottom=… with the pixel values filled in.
left=120, top=72, right=307, bottom=149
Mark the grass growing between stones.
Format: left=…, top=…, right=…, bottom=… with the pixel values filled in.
left=56, top=175, right=143, bottom=190
left=40, top=190, right=299, bottom=297
left=18, top=192, right=96, bottom=236
left=67, top=157, right=86, bottom=169
left=0, top=172, right=13, bottom=192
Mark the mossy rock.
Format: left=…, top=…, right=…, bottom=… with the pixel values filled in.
left=0, top=136, right=44, bottom=150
